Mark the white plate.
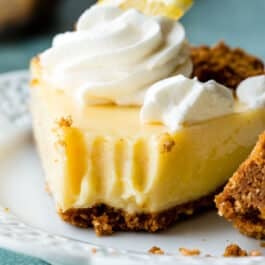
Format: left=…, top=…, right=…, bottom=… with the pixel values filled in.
left=0, top=71, right=264, bottom=265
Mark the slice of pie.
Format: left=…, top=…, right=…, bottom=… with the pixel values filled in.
left=216, top=131, right=265, bottom=239
left=30, top=4, right=265, bottom=235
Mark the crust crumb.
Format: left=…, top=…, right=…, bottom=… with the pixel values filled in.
left=91, top=248, right=97, bottom=254
left=223, top=244, right=248, bottom=257
left=92, top=215, right=113, bottom=236
left=148, top=246, right=164, bottom=255
left=249, top=250, right=262, bottom=256
left=57, top=116, right=73, bottom=128
left=4, top=208, right=9, bottom=212
left=163, top=140, right=175, bottom=153
left=179, top=247, right=200, bottom=256
left=159, top=134, right=175, bottom=153
left=45, top=182, right=52, bottom=195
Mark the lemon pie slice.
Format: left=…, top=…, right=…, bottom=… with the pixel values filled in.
left=30, top=5, right=265, bottom=235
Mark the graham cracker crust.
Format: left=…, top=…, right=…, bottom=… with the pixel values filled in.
left=191, top=42, right=264, bottom=89
left=59, top=192, right=216, bottom=236
left=216, top=132, right=265, bottom=239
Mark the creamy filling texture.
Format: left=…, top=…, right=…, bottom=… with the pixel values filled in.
left=40, top=5, right=192, bottom=106
left=31, top=82, right=265, bottom=213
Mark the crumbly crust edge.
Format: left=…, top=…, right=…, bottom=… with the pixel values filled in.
left=59, top=191, right=218, bottom=236
left=216, top=132, right=265, bottom=239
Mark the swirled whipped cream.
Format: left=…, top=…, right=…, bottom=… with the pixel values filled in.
left=40, top=5, right=192, bottom=106
left=237, top=75, right=265, bottom=108
left=141, top=75, right=234, bottom=132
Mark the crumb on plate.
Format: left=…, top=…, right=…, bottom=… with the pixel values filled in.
left=179, top=247, right=200, bottom=256
left=249, top=250, right=262, bottom=257
left=148, top=246, right=164, bottom=255
left=91, top=248, right=97, bottom=254
left=223, top=244, right=248, bottom=257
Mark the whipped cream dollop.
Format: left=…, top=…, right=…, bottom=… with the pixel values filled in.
left=40, top=5, right=192, bottom=106
left=237, top=75, right=265, bottom=108
left=140, top=75, right=234, bottom=132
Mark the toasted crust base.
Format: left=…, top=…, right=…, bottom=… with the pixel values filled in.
left=59, top=192, right=216, bottom=236
left=216, top=132, right=265, bottom=239
left=191, top=42, right=264, bottom=89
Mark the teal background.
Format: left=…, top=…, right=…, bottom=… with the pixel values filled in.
left=0, top=0, right=264, bottom=264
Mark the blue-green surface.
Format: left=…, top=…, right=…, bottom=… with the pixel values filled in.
left=0, top=249, right=48, bottom=265
left=0, top=0, right=264, bottom=264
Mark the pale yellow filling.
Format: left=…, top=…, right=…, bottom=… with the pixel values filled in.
left=30, top=62, right=265, bottom=213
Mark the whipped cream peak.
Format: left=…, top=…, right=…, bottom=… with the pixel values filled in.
left=237, top=75, right=265, bottom=108
left=40, top=5, right=192, bottom=106
left=140, top=75, right=234, bottom=132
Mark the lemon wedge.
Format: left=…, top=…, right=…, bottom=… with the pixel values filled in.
left=98, top=0, right=193, bottom=20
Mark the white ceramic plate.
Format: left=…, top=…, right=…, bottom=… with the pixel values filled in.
left=0, top=71, right=264, bottom=265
